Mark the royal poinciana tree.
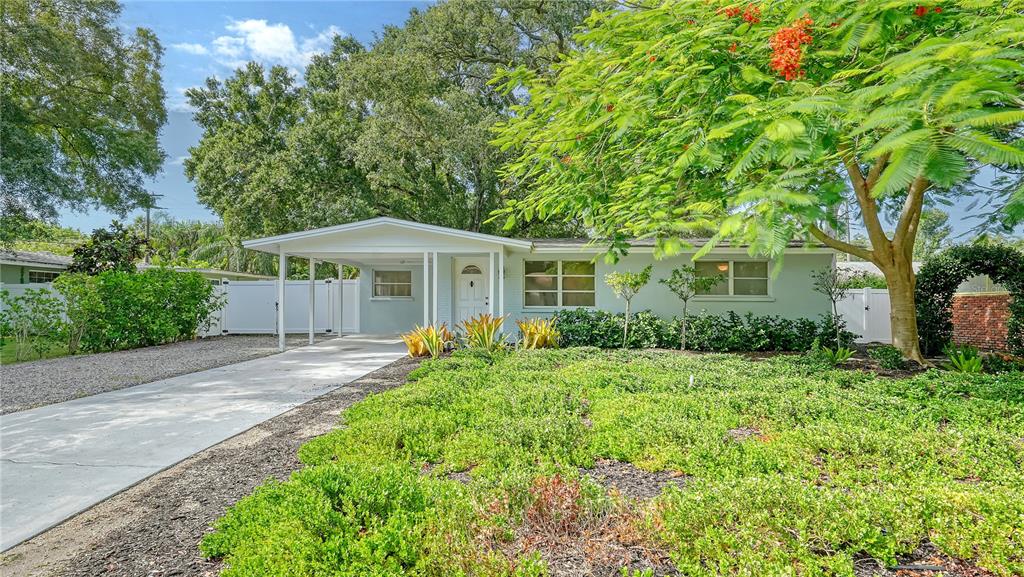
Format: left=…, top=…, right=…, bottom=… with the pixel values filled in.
left=494, top=1, right=1024, bottom=363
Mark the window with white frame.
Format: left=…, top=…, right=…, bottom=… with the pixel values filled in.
left=694, top=260, right=769, bottom=296
left=524, top=260, right=595, bottom=307
left=373, top=270, right=412, bottom=297
left=28, top=270, right=60, bottom=283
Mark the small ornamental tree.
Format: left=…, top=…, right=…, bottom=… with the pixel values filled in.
left=605, top=265, right=652, bottom=347
left=660, top=266, right=720, bottom=350
left=494, top=1, right=1024, bottom=364
left=69, top=221, right=149, bottom=275
left=811, top=267, right=850, bottom=348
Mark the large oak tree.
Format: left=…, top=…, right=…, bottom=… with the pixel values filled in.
left=495, top=0, right=1024, bottom=363
left=1, top=0, right=166, bottom=235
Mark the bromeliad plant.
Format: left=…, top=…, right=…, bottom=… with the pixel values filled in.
left=401, top=324, right=454, bottom=359
left=944, top=343, right=983, bottom=373
left=517, top=318, right=560, bottom=349
left=460, top=313, right=507, bottom=352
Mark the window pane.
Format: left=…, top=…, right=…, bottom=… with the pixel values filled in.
left=734, top=261, right=768, bottom=278
left=375, top=283, right=412, bottom=297
left=374, top=270, right=411, bottom=284
left=562, top=292, right=595, bottom=306
left=525, top=275, right=557, bottom=291
left=525, top=261, right=557, bottom=275
left=562, top=276, right=595, bottom=290
left=734, top=279, right=768, bottom=295
left=695, top=261, right=729, bottom=277
left=525, top=291, right=558, bottom=306
left=562, top=261, right=594, bottom=275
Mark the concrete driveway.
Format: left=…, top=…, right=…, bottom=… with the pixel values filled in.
left=0, top=335, right=406, bottom=551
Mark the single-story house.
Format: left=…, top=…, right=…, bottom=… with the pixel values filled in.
left=242, top=217, right=835, bottom=350
left=0, top=249, right=274, bottom=285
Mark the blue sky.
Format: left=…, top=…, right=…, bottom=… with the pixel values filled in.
left=58, top=1, right=1016, bottom=241
left=60, top=0, right=428, bottom=232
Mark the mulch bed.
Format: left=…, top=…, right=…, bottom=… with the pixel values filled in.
left=0, top=356, right=421, bottom=577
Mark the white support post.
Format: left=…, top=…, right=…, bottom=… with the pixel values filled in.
left=278, top=252, right=287, bottom=352
left=498, top=250, right=504, bottom=317
left=489, top=251, right=495, bottom=315
left=308, top=259, right=316, bottom=345
left=432, top=251, right=438, bottom=326
left=338, top=263, right=344, bottom=336
left=862, top=287, right=871, bottom=342
left=423, top=252, right=430, bottom=326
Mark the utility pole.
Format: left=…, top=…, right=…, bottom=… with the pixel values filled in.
left=140, top=192, right=164, bottom=264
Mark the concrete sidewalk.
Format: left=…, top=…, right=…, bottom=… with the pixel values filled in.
left=0, top=335, right=406, bottom=551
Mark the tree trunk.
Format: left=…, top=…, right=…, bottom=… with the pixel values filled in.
left=879, top=259, right=927, bottom=365
left=623, top=299, right=631, bottom=348
left=680, top=300, right=688, bottom=351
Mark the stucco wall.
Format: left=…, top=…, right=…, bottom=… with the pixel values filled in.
left=356, top=250, right=834, bottom=334
left=502, top=250, right=833, bottom=325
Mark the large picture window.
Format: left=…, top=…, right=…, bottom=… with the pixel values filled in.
left=373, top=270, right=412, bottom=297
left=525, top=260, right=595, bottom=307
left=695, top=260, right=769, bottom=296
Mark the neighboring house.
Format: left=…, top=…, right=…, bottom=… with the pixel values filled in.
left=242, top=217, right=834, bottom=345
left=0, top=249, right=273, bottom=285
left=836, top=260, right=1005, bottom=294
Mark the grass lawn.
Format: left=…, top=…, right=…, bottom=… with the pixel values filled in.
left=201, top=348, right=1023, bottom=576
left=0, top=339, right=68, bottom=365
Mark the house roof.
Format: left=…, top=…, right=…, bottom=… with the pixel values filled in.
left=0, top=249, right=72, bottom=268
left=243, top=217, right=827, bottom=257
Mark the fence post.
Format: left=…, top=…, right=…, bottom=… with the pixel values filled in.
left=862, top=287, right=871, bottom=341
left=221, top=278, right=230, bottom=334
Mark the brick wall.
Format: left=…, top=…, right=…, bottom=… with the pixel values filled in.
left=951, top=293, right=1011, bottom=351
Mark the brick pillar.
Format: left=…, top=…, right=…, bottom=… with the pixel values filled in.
left=951, top=293, right=1011, bottom=351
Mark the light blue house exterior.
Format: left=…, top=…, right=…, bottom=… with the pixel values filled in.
left=243, top=217, right=834, bottom=349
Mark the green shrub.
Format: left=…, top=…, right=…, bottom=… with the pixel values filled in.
left=83, top=268, right=223, bottom=351
left=943, top=344, right=983, bottom=374
left=982, top=353, right=1024, bottom=374
left=838, top=271, right=887, bottom=289
left=52, top=273, right=104, bottom=354
left=0, top=287, right=66, bottom=360
left=868, top=345, right=905, bottom=370
left=204, top=350, right=1024, bottom=576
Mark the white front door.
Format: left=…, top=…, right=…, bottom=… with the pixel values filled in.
left=455, top=258, right=489, bottom=326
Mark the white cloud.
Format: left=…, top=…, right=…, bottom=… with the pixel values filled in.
left=169, top=155, right=189, bottom=166
left=171, top=42, right=209, bottom=56
left=205, top=19, right=343, bottom=69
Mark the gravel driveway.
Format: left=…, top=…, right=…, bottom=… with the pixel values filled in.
left=0, top=335, right=333, bottom=414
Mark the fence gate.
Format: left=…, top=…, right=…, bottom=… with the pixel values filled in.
left=837, top=288, right=892, bottom=344
left=220, top=279, right=359, bottom=335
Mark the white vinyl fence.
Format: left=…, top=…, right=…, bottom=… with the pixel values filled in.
left=2, top=279, right=360, bottom=338
left=837, top=288, right=892, bottom=344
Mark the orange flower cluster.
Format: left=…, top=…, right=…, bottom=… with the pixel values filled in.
left=914, top=5, right=942, bottom=16
left=769, top=16, right=813, bottom=81
left=721, top=4, right=760, bottom=23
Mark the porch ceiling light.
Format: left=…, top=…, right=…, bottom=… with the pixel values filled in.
left=717, top=263, right=729, bottom=272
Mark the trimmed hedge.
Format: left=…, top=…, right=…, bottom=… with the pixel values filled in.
left=552, top=308, right=854, bottom=351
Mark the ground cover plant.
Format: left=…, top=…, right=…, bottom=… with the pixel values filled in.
left=202, top=349, right=1024, bottom=576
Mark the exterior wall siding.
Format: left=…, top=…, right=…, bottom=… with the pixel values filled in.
left=951, top=293, right=1011, bottom=351
left=357, top=263, right=426, bottom=334
left=502, top=250, right=833, bottom=325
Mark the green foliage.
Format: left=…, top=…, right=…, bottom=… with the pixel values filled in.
left=0, top=288, right=65, bottom=361
left=460, top=313, right=508, bottom=353
left=839, top=271, right=888, bottom=290
left=868, top=345, right=906, bottom=371
left=810, top=339, right=855, bottom=366
left=81, top=269, right=223, bottom=352
left=915, top=244, right=1024, bottom=356
left=205, top=349, right=1024, bottom=576
left=982, top=353, right=1024, bottom=374
left=516, top=318, right=560, bottom=350
left=944, top=344, right=984, bottom=374
left=659, top=266, right=721, bottom=350
left=551, top=309, right=853, bottom=352
left=186, top=1, right=602, bottom=240
left=68, top=221, right=149, bottom=275
left=605, top=265, right=652, bottom=346
left=915, top=208, right=952, bottom=260
left=1, top=0, right=166, bottom=224
left=52, top=273, right=104, bottom=354
left=811, top=268, right=851, bottom=347
left=0, top=218, right=86, bottom=254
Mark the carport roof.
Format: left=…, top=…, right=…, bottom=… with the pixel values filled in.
left=241, top=217, right=533, bottom=254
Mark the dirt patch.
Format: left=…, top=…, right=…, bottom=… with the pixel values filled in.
left=724, top=426, right=762, bottom=442
left=581, top=459, right=688, bottom=500
left=854, top=543, right=998, bottom=577
left=501, top=475, right=677, bottom=577
left=0, top=356, right=421, bottom=577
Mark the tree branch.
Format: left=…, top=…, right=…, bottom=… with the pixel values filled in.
left=809, top=224, right=876, bottom=263
left=894, top=175, right=928, bottom=261
left=838, top=142, right=890, bottom=252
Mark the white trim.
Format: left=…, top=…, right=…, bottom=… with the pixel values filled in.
left=523, top=259, right=597, bottom=309
left=431, top=251, right=438, bottom=325
left=243, top=217, right=532, bottom=250
left=308, top=259, right=315, bottom=345
left=498, top=250, right=504, bottom=317
left=277, top=253, right=286, bottom=351
left=694, top=258, right=772, bottom=298
left=489, top=252, right=495, bottom=315
left=423, top=252, right=429, bottom=326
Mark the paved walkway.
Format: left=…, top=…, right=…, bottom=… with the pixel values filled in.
left=0, top=335, right=406, bottom=551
